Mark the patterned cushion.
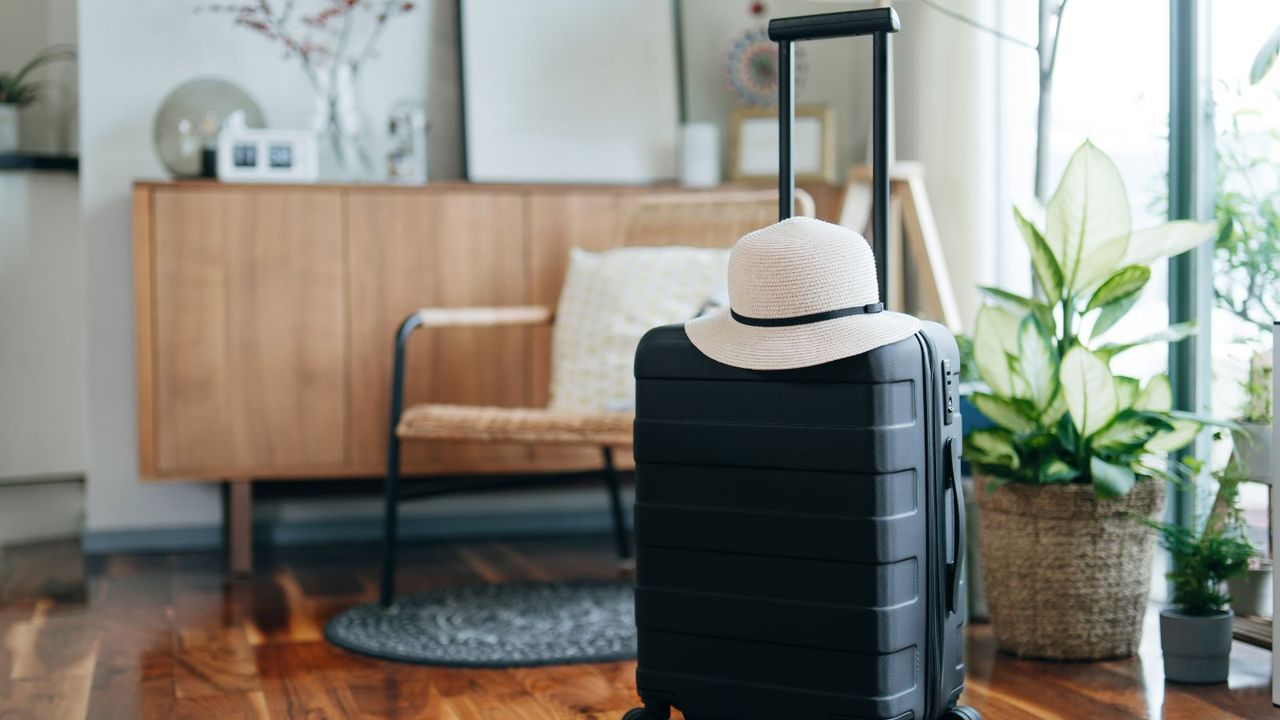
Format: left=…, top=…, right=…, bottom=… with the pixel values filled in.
left=549, top=246, right=730, bottom=414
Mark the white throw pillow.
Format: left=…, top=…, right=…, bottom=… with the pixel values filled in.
left=549, top=246, right=730, bottom=414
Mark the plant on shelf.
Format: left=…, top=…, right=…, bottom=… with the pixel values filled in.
left=0, top=45, right=75, bottom=153
left=1147, top=472, right=1255, bottom=684
left=1215, top=103, right=1277, bottom=484
left=964, top=140, right=1218, bottom=661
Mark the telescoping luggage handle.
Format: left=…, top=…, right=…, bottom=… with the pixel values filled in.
left=768, top=7, right=899, bottom=305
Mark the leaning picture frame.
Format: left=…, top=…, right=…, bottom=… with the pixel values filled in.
left=729, top=104, right=835, bottom=183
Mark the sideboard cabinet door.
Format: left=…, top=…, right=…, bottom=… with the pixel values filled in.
left=148, top=188, right=348, bottom=475
left=346, top=190, right=536, bottom=475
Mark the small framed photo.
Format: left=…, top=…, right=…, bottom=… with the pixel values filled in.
left=729, top=105, right=835, bottom=183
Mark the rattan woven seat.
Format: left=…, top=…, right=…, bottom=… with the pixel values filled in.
left=397, top=404, right=633, bottom=446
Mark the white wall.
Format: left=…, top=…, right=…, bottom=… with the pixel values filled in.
left=681, top=0, right=871, bottom=183
left=0, top=173, right=85, bottom=481
left=894, top=0, right=1000, bottom=324
left=77, top=0, right=430, bottom=533
left=0, top=0, right=84, bottom=483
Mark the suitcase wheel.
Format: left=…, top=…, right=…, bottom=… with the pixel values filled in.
left=622, top=706, right=670, bottom=720
left=943, top=706, right=982, bottom=720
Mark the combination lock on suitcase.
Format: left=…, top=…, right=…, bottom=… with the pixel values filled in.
left=625, top=8, right=979, bottom=720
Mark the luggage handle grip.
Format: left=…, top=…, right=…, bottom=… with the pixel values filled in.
left=768, top=7, right=899, bottom=305
left=944, top=438, right=965, bottom=616
left=767, top=7, right=900, bottom=41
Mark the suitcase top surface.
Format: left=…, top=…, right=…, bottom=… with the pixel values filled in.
left=635, top=320, right=958, bottom=383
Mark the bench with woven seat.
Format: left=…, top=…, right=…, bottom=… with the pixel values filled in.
left=378, top=189, right=815, bottom=606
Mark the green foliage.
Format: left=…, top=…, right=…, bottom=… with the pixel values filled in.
left=1251, top=25, right=1280, bottom=85
left=964, top=142, right=1219, bottom=498
left=0, top=46, right=75, bottom=107
left=1214, top=111, right=1280, bottom=332
left=1241, top=352, right=1273, bottom=424
left=1144, top=475, right=1255, bottom=616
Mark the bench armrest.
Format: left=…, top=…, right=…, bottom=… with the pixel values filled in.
left=411, top=305, right=553, bottom=328
left=387, top=305, right=554, bottom=446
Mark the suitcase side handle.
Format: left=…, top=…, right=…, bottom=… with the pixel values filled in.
left=768, top=7, right=899, bottom=305
left=944, top=438, right=965, bottom=616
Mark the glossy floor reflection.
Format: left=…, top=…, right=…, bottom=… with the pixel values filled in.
left=0, top=536, right=1276, bottom=718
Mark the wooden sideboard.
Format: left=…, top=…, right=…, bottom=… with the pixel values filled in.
left=132, top=180, right=840, bottom=569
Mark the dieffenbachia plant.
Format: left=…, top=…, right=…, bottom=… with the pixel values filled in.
left=964, top=141, right=1219, bottom=498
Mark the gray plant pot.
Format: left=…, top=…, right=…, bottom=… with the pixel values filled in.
left=1231, top=422, right=1274, bottom=484
left=1227, top=565, right=1273, bottom=618
left=1160, top=609, right=1233, bottom=684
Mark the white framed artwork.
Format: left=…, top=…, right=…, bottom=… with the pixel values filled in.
left=459, top=0, right=680, bottom=184
left=728, top=105, right=835, bottom=183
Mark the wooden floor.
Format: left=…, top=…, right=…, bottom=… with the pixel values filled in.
left=0, top=535, right=1277, bottom=719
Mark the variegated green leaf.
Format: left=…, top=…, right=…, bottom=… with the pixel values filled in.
left=1120, top=221, right=1216, bottom=268
left=965, top=428, right=1020, bottom=469
left=1091, top=292, right=1140, bottom=338
left=1091, top=456, right=1136, bottom=498
left=1095, top=322, right=1198, bottom=361
left=1135, top=375, right=1172, bottom=412
left=973, top=305, right=1023, bottom=397
left=1014, top=205, right=1063, bottom=302
left=1045, top=142, right=1131, bottom=293
left=1040, top=387, right=1068, bottom=425
left=1145, top=418, right=1201, bottom=453
left=1060, top=346, right=1118, bottom=438
left=1086, top=265, right=1150, bottom=312
left=1114, top=376, right=1141, bottom=410
left=970, top=393, right=1038, bottom=434
left=1017, top=315, right=1056, bottom=410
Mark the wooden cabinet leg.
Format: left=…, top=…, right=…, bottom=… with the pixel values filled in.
left=226, top=479, right=253, bottom=576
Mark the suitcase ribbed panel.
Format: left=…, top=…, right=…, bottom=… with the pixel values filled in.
left=636, top=549, right=917, bottom=607
left=634, top=422, right=922, bottom=473
left=633, top=324, right=964, bottom=720
left=636, top=379, right=915, bottom=427
left=636, top=588, right=920, bottom=653
left=638, top=632, right=917, bottom=698
left=635, top=504, right=918, bottom=564
left=637, top=464, right=917, bottom=517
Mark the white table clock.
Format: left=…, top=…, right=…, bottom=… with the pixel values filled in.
left=217, top=128, right=319, bottom=183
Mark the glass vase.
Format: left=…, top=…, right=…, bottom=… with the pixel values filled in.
left=311, top=62, right=375, bottom=182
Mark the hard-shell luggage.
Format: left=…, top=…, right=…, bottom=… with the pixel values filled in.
left=625, top=8, right=979, bottom=720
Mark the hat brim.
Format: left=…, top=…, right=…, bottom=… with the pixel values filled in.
left=684, top=308, right=924, bottom=370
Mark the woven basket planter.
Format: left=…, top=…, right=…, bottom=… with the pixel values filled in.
left=976, top=477, right=1165, bottom=660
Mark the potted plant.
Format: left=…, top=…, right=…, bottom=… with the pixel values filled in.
left=964, top=141, right=1218, bottom=660
left=1227, top=349, right=1274, bottom=481
left=1147, top=474, right=1255, bottom=684
left=1215, top=106, right=1278, bottom=485
left=0, top=46, right=75, bottom=153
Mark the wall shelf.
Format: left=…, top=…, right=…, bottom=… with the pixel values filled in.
left=0, top=153, right=78, bottom=173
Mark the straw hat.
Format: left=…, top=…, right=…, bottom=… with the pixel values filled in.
left=685, top=216, right=921, bottom=370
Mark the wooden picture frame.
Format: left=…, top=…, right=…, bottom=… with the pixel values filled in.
left=729, top=104, right=835, bottom=183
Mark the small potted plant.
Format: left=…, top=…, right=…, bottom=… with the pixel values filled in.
left=0, top=45, right=75, bottom=153
left=1147, top=474, right=1255, bottom=684
left=1228, top=354, right=1273, bottom=482
left=965, top=141, right=1219, bottom=660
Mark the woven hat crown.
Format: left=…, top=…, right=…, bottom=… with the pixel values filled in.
left=728, top=217, right=880, bottom=319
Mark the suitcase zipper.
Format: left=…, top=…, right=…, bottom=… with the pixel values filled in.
left=917, top=331, right=947, bottom=719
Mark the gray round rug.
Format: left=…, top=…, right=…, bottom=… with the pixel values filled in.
left=325, top=579, right=636, bottom=667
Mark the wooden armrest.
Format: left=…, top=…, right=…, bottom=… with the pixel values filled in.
left=413, top=305, right=553, bottom=328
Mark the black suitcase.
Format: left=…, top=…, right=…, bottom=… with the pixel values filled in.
left=625, top=8, right=977, bottom=720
